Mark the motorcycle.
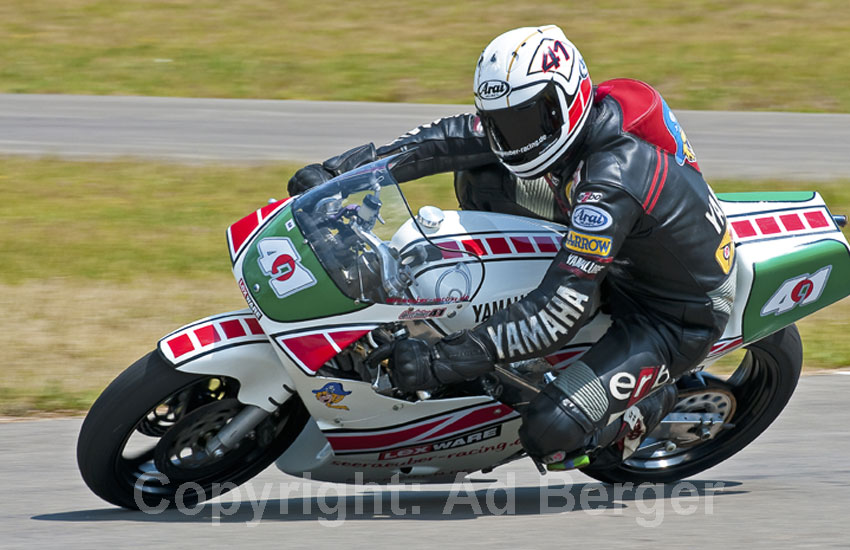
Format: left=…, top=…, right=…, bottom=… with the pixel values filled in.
left=77, top=156, right=850, bottom=509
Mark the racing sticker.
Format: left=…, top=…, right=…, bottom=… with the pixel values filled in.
left=563, top=230, right=613, bottom=258
left=576, top=191, right=603, bottom=204
left=256, top=237, right=317, bottom=299
left=571, top=205, right=613, bottom=231
left=714, top=227, right=735, bottom=275
left=760, top=266, right=832, bottom=317
left=313, top=382, right=352, bottom=411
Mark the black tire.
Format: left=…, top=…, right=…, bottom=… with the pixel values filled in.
left=583, top=324, right=803, bottom=484
left=77, top=351, right=309, bottom=510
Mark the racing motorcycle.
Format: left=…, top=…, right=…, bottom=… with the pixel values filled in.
left=77, top=156, right=850, bottom=509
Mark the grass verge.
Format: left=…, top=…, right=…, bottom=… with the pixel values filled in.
left=1, top=0, right=849, bottom=112
left=1, top=157, right=848, bottom=414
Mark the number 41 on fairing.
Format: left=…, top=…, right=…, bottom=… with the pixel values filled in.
left=760, top=266, right=832, bottom=317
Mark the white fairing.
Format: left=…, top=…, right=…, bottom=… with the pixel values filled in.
left=390, top=209, right=611, bottom=343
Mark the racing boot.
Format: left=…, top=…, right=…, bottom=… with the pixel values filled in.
left=541, top=384, right=678, bottom=471
left=586, top=383, right=679, bottom=470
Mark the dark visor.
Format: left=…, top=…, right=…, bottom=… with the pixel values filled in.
left=479, top=80, right=564, bottom=165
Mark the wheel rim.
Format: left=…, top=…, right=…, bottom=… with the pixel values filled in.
left=620, top=342, right=783, bottom=472
left=112, top=376, right=296, bottom=507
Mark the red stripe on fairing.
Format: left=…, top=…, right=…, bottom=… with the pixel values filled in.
left=220, top=319, right=247, bottom=339
left=755, top=217, right=781, bottom=235
left=280, top=333, right=337, bottom=372
left=228, top=198, right=291, bottom=259
left=533, top=236, right=558, bottom=253
left=779, top=214, right=805, bottom=231
left=709, top=337, right=743, bottom=356
left=260, top=198, right=287, bottom=218
left=462, top=239, right=487, bottom=256
left=326, top=418, right=447, bottom=451
left=646, top=152, right=668, bottom=214
left=193, top=324, right=221, bottom=347
left=438, top=240, right=463, bottom=259
left=731, top=220, right=757, bottom=238
left=510, top=236, right=535, bottom=253
left=424, top=404, right=513, bottom=440
left=167, top=334, right=195, bottom=358
left=228, top=211, right=261, bottom=255
left=805, top=211, right=829, bottom=228
left=486, top=237, right=511, bottom=255
left=329, top=329, right=371, bottom=350
left=244, top=317, right=265, bottom=335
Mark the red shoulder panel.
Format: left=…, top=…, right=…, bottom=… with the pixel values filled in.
left=598, top=78, right=700, bottom=171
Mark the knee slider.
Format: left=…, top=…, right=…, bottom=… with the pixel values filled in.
left=519, top=384, right=596, bottom=460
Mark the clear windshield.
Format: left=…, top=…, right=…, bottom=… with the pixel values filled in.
left=291, top=156, right=450, bottom=305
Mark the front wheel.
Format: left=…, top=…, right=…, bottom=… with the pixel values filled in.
left=582, top=324, right=802, bottom=484
left=77, top=351, right=309, bottom=510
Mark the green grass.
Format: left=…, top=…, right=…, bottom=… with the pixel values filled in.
left=1, top=0, right=849, bottom=112
left=1, top=157, right=848, bottom=415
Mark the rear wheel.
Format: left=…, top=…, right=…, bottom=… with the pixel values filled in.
left=583, top=325, right=802, bottom=484
left=77, top=351, right=309, bottom=510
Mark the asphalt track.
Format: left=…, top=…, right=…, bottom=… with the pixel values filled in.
left=2, top=94, right=850, bottom=180
left=2, top=373, right=849, bottom=549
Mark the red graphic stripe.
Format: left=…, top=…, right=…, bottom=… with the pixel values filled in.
left=167, top=334, right=195, bottom=358
left=646, top=152, right=668, bottom=214
left=533, top=236, right=559, bottom=253
left=244, top=317, right=265, bottom=335
left=731, top=220, right=757, bottom=238
left=281, top=333, right=337, bottom=372
left=329, top=329, right=371, bottom=350
left=805, top=211, right=829, bottom=228
left=438, top=240, right=463, bottom=259
left=193, top=325, right=221, bottom=347
left=425, top=404, right=513, bottom=440
left=462, top=239, right=487, bottom=256
left=228, top=211, right=261, bottom=255
left=710, top=337, right=743, bottom=356
left=511, top=236, right=535, bottom=253
left=779, top=214, right=805, bottom=231
left=755, top=216, right=782, bottom=235
left=486, top=237, right=511, bottom=254
left=326, top=418, right=447, bottom=451
left=220, top=319, right=246, bottom=339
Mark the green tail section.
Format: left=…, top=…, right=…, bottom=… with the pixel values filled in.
left=743, top=240, right=850, bottom=343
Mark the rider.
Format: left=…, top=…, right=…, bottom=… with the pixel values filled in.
left=287, top=25, right=736, bottom=469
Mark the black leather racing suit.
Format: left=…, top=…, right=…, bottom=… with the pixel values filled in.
left=301, top=80, right=736, bottom=461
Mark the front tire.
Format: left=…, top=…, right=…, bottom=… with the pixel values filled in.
left=77, top=351, right=308, bottom=510
left=583, top=324, right=802, bottom=484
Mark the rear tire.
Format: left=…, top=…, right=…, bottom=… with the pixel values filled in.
left=582, top=325, right=802, bottom=484
left=77, top=351, right=309, bottom=510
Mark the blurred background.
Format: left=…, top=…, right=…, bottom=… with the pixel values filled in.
left=1, top=0, right=849, bottom=415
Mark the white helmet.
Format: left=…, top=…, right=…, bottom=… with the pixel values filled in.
left=474, top=25, right=593, bottom=179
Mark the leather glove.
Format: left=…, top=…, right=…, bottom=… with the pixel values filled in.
left=391, top=331, right=496, bottom=393
left=286, top=143, right=378, bottom=196
left=287, top=163, right=333, bottom=196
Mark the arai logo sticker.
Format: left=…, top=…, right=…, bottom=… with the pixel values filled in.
left=760, top=266, right=831, bottom=316
left=571, top=205, right=613, bottom=231
left=477, top=80, right=511, bottom=100
left=257, top=237, right=317, bottom=299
